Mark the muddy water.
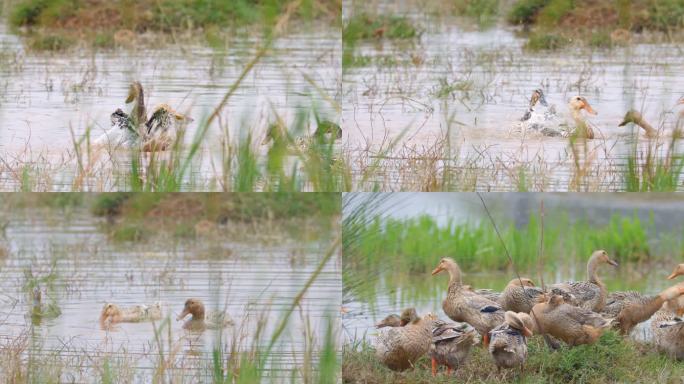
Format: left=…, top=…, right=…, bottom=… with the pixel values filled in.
left=342, top=194, right=684, bottom=343
left=0, top=208, right=340, bottom=380
left=0, top=21, right=340, bottom=190
left=343, top=4, right=684, bottom=190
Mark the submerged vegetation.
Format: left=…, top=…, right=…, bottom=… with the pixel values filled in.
left=343, top=331, right=684, bottom=383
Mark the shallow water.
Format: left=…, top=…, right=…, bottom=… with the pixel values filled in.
left=342, top=2, right=684, bottom=190
left=342, top=193, right=684, bottom=344
left=0, top=207, right=340, bottom=381
left=0, top=21, right=340, bottom=190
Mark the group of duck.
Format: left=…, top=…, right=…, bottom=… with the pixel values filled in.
left=97, top=81, right=342, bottom=153
left=515, top=90, right=684, bottom=140
left=98, top=298, right=233, bottom=332
left=95, top=82, right=193, bottom=152
left=374, top=250, right=684, bottom=377
left=30, top=286, right=232, bottom=332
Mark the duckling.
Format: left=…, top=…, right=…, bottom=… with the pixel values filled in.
left=142, top=104, right=193, bottom=152
left=488, top=311, right=533, bottom=375
left=375, top=308, right=418, bottom=328
left=29, top=287, right=61, bottom=320
left=603, top=286, right=684, bottom=335
left=99, top=302, right=162, bottom=328
left=549, top=250, right=618, bottom=312
left=499, top=278, right=545, bottom=313
left=375, top=312, right=438, bottom=371
left=177, top=298, right=233, bottom=331
left=431, top=258, right=505, bottom=338
left=429, top=320, right=479, bottom=377
left=530, top=294, right=612, bottom=346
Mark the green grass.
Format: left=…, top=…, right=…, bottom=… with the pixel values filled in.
left=344, top=211, right=659, bottom=277
left=624, top=139, right=684, bottom=192
left=343, top=331, right=684, bottom=383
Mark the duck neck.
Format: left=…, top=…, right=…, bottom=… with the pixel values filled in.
left=587, top=256, right=602, bottom=285
left=132, top=88, right=146, bottom=126
left=192, top=308, right=205, bottom=321
left=446, top=263, right=462, bottom=288
left=635, top=116, right=657, bottom=137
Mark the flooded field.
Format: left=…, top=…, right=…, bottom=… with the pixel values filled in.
left=0, top=199, right=340, bottom=382
left=342, top=193, right=684, bottom=344
left=342, top=0, right=684, bottom=191
left=0, top=18, right=341, bottom=191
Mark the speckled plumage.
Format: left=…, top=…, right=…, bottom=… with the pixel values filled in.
left=604, top=286, right=684, bottom=335
left=530, top=295, right=611, bottom=346
left=488, top=312, right=531, bottom=372
left=651, top=308, right=684, bottom=360
left=429, top=320, right=479, bottom=375
left=374, top=313, right=438, bottom=371
left=499, top=278, right=545, bottom=313
left=432, top=258, right=505, bottom=336
left=549, top=250, right=618, bottom=312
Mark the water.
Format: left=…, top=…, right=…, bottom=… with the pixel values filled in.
left=342, top=193, right=684, bottom=344
left=0, top=21, right=340, bottom=190
left=0, top=206, right=340, bottom=381
left=342, top=2, right=684, bottom=190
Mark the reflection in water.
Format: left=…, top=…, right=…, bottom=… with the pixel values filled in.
left=0, top=207, right=339, bottom=380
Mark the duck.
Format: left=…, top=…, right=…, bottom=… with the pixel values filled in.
left=374, top=312, right=438, bottom=371
left=142, top=103, right=193, bottom=152
left=488, top=311, right=533, bottom=375
left=561, top=96, right=598, bottom=139
left=465, top=285, right=502, bottom=303
left=665, top=264, right=684, bottom=316
left=517, top=89, right=560, bottom=136
left=92, top=108, right=141, bottom=149
left=429, top=320, right=479, bottom=377
left=499, top=278, right=545, bottom=313
left=549, top=250, right=618, bottom=312
left=651, top=306, right=684, bottom=359
left=29, top=287, right=61, bottom=320
left=530, top=294, right=612, bottom=346
left=126, top=81, right=147, bottom=127
left=261, top=118, right=342, bottom=152
left=99, top=302, right=162, bottom=328
left=176, top=298, right=234, bottom=331
left=619, top=110, right=659, bottom=139
left=431, top=258, right=505, bottom=339
left=375, top=308, right=419, bottom=328
left=602, top=285, right=684, bottom=335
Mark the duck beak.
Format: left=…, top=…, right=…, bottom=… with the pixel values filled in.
left=374, top=321, right=386, bottom=328
left=667, top=272, right=680, bottom=280
left=522, top=326, right=533, bottom=337
left=582, top=100, right=597, bottom=115
left=177, top=308, right=190, bottom=321
left=431, top=266, right=443, bottom=275
left=608, top=259, right=619, bottom=267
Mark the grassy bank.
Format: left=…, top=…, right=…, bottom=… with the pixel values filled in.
left=343, top=331, right=684, bottom=383
left=508, top=0, right=684, bottom=49
left=344, top=212, right=664, bottom=276
left=4, top=0, right=341, bottom=50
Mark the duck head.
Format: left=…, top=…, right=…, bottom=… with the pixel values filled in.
left=508, top=277, right=535, bottom=288
left=505, top=311, right=533, bottom=337
left=399, top=307, right=418, bottom=325
left=592, top=249, right=619, bottom=267
left=375, top=314, right=401, bottom=328
left=618, top=109, right=642, bottom=127
left=667, top=264, right=684, bottom=280
left=529, top=89, right=548, bottom=108
left=569, top=96, right=597, bottom=115
left=100, top=303, right=121, bottom=324
left=431, top=258, right=455, bottom=275
left=126, top=82, right=143, bottom=104
left=177, top=298, right=205, bottom=321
